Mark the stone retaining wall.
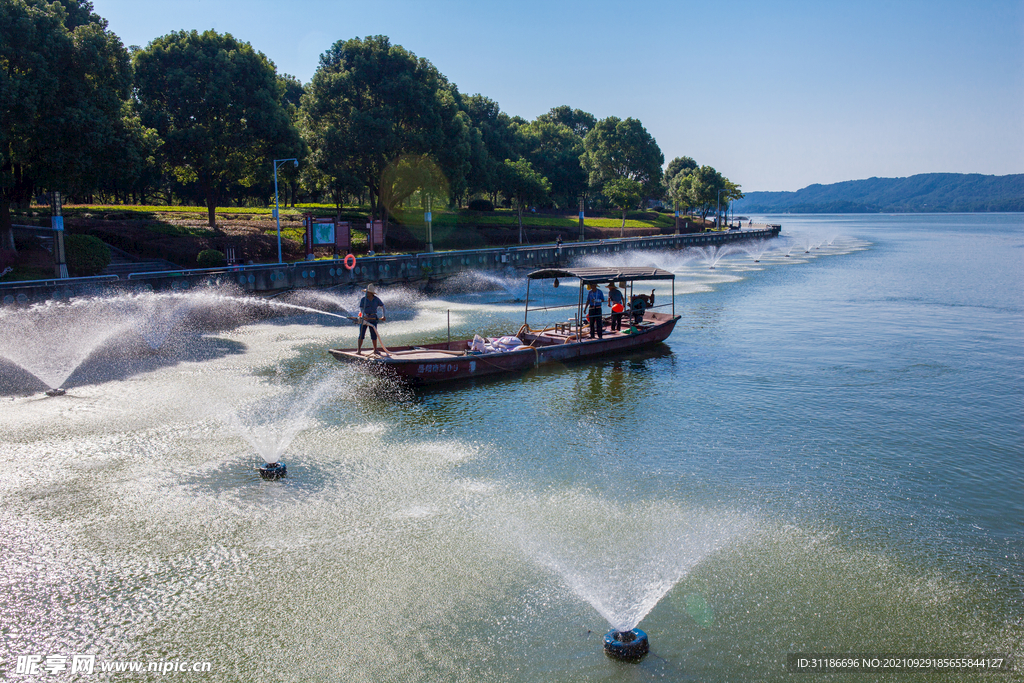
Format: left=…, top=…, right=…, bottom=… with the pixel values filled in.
left=2, top=225, right=780, bottom=306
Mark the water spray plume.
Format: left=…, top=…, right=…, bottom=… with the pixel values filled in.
left=495, top=491, right=753, bottom=633
left=692, top=245, right=736, bottom=270
left=0, top=289, right=348, bottom=395
left=213, top=366, right=343, bottom=468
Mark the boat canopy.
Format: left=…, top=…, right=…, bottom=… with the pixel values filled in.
left=527, top=267, right=675, bottom=283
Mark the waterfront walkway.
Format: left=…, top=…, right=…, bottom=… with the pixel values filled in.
left=1, top=224, right=781, bottom=306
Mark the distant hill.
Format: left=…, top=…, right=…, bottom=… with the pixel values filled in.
left=733, top=173, right=1024, bottom=213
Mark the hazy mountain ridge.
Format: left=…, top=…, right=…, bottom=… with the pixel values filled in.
left=733, top=173, right=1024, bottom=213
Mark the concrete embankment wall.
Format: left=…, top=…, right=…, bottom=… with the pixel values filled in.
left=1, top=225, right=781, bottom=306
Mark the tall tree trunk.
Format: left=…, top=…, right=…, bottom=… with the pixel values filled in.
left=0, top=160, right=31, bottom=252
left=204, top=181, right=217, bottom=228
left=517, top=202, right=523, bottom=244
left=1, top=194, right=14, bottom=252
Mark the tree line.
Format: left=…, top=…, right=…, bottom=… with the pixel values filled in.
left=1, top=0, right=742, bottom=251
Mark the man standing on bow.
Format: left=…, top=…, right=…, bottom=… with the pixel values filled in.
left=356, top=283, right=386, bottom=355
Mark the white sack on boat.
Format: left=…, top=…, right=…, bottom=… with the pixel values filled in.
left=489, top=336, right=522, bottom=351
left=467, top=335, right=524, bottom=353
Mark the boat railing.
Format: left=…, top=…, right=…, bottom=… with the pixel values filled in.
left=523, top=303, right=577, bottom=313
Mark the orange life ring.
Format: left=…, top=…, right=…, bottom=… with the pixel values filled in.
left=343, top=254, right=356, bottom=270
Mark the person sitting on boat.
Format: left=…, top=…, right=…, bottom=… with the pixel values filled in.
left=630, top=290, right=654, bottom=327
left=607, top=282, right=625, bottom=332
left=585, top=283, right=604, bottom=339
left=356, top=283, right=386, bottom=355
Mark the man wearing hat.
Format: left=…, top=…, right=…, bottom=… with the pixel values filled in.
left=607, top=282, right=625, bottom=332
left=356, top=283, right=387, bottom=355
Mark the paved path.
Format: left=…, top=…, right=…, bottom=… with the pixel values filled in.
left=101, top=245, right=180, bottom=277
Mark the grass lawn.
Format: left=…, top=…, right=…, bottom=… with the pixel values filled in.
left=2, top=203, right=708, bottom=276
left=3, top=263, right=53, bottom=281
left=390, top=207, right=678, bottom=231
left=50, top=203, right=681, bottom=231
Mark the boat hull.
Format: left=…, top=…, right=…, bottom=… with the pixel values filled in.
left=329, top=314, right=679, bottom=386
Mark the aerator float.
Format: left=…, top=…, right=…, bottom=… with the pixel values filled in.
left=257, top=461, right=286, bottom=480
left=603, top=628, right=649, bottom=661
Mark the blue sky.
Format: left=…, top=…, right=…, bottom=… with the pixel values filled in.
left=92, top=0, right=1023, bottom=192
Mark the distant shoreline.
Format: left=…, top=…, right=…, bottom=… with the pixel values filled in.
left=746, top=210, right=1024, bottom=215
left=734, top=172, right=1024, bottom=214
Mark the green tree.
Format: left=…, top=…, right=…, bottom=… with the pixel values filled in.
left=679, top=165, right=741, bottom=222
left=93, top=101, right=163, bottom=204
left=301, top=35, right=457, bottom=248
left=537, top=105, right=596, bottom=138
left=603, top=177, right=644, bottom=236
left=518, top=119, right=587, bottom=208
left=665, top=156, right=697, bottom=185
left=683, top=165, right=721, bottom=221
left=379, top=154, right=449, bottom=238
left=664, top=157, right=698, bottom=220
left=278, top=73, right=304, bottom=108
left=433, top=85, right=472, bottom=209
left=274, top=73, right=306, bottom=206
left=134, top=29, right=300, bottom=227
left=1, top=0, right=134, bottom=250
left=499, top=158, right=550, bottom=244
left=462, top=94, right=521, bottom=203
left=581, top=116, right=664, bottom=202
left=669, top=172, right=695, bottom=219
left=721, top=178, right=744, bottom=223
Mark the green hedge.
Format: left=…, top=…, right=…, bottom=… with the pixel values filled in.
left=64, top=234, right=111, bottom=276
left=467, top=198, right=494, bottom=211
left=197, top=249, right=226, bottom=268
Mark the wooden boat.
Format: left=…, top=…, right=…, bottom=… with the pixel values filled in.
left=328, top=266, right=679, bottom=385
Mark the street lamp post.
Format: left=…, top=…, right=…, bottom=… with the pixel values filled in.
left=425, top=194, right=433, bottom=253
left=716, top=188, right=725, bottom=230
left=274, top=158, right=298, bottom=263
left=579, top=196, right=585, bottom=241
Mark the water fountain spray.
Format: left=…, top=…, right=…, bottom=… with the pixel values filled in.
left=0, top=289, right=351, bottom=396
left=214, top=365, right=343, bottom=483
left=0, top=297, right=134, bottom=394
left=742, top=240, right=770, bottom=263
left=496, top=492, right=753, bottom=664
left=692, top=245, right=734, bottom=270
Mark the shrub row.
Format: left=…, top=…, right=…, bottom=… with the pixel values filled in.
left=65, top=234, right=111, bottom=276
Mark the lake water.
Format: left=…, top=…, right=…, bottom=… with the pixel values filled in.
left=1, top=214, right=1021, bottom=681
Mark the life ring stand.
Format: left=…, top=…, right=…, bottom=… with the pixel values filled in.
left=344, top=253, right=356, bottom=270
